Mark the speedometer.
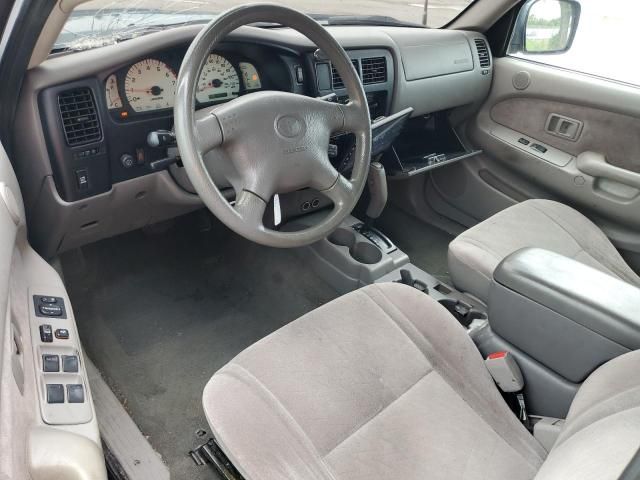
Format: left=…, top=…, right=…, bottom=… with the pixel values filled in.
left=196, top=54, right=240, bottom=104
left=124, top=59, right=176, bottom=112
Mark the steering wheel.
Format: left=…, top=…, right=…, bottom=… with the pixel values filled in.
left=174, top=4, right=371, bottom=248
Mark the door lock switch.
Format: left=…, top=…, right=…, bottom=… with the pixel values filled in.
left=55, top=328, right=70, bottom=339
left=518, top=138, right=530, bottom=146
left=39, top=324, right=53, bottom=343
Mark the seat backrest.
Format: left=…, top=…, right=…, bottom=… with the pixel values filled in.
left=534, top=350, right=640, bottom=480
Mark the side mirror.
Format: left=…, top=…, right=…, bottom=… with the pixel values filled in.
left=512, top=0, right=581, bottom=54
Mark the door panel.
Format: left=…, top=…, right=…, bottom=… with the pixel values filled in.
left=0, top=140, right=107, bottom=479
left=427, top=56, right=640, bottom=264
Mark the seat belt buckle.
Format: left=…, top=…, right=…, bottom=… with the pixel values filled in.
left=485, top=351, right=530, bottom=428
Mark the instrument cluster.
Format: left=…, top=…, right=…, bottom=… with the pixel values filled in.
left=105, top=51, right=262, bottom=117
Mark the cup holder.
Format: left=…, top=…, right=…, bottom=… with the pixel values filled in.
left=328, top=227, right=356, bottom=247
left=351, top=242, right=383, bottom=264
left=327, top=227, right=383, bottom=265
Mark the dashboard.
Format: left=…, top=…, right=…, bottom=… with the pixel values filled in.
left=17, top=24, right=492, bottom=258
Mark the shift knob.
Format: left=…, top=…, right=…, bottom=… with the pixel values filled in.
left=365, top=162, right=387, bottom=221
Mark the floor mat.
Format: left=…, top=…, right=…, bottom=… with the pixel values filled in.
left=376, top=205, right=454, bottom=284
left=61, top=211, right=338, bottom=479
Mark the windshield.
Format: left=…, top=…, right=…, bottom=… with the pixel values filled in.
left=55, top=0, right=475, bottom=51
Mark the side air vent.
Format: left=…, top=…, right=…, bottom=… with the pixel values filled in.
left=474, top=38, right=491, bottom=69
left=331, top=59, right=360, bottom=89
left=58, top=87, right=102, bottom=146
left=361, top=57, right=387, bottom=84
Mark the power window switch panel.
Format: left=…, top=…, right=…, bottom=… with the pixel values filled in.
left=42, top=354, right=60, bottom=372
left=67, top=384, right=85, bottom=403
left=39, top=324, right=53, bottom=343
left=46, top=384, right=65, bottom=404
left=62, top=355, right=79, bottom=373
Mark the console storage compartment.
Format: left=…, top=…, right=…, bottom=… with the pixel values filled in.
left=489, top=248, right=640, bottom=384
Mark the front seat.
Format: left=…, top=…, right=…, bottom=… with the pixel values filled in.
left=448, top=199, right=640, bottom=302
left=203, top=283, right=640, bottom=479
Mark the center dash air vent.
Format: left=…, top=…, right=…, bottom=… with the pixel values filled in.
left=361, top=57, right=387, bottom=84
left=474, top=38, right=491, bottom=69
left=58, top=87, right=102, bottom=146
left=331, top=59, right=360, bottom=89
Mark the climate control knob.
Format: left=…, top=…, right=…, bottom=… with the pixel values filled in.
left=120, top=153, right=135, bottom=169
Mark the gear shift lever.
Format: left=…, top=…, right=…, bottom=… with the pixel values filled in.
left=354, top=162, right=396, bottom=253
left=364, top=162, right=388, bottom=229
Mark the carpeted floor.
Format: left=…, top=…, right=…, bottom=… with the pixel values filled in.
left=61, top=211, right=338, bottom=479
left=376, top=205, right=454, bottom=284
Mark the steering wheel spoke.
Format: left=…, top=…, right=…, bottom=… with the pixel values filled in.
left=320, top=173, right=355, bottom=210
left=195, top=110, right=224, bottom=154
left=234, top=190, right=267, bottom=227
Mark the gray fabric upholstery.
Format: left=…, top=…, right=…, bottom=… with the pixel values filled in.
left=203, top=283, right=546, bottom=480
left=534, top=350, right=640, bottom=480
left=448, top=199, right=640, bottom=302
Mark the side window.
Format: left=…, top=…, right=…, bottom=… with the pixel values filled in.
left=508, top=0, right=639, bottom=87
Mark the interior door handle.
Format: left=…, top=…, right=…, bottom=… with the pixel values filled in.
left=576, top=151, right=640, bottom=189
left=545, top=113, right=583, bottom=141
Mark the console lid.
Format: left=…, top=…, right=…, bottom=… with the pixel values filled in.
left=489, top=248, right=640, bottom=383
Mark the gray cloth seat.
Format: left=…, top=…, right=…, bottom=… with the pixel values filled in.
left=202, top=283, right=640, bottom=480
left=448, top=199, right=640, bottom=303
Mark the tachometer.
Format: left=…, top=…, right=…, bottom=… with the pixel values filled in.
left=196, top=54, right=240, bottom=104
left=124, top=59, right=176, bottom=112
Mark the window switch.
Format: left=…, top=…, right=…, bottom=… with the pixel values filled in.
left=62, top=355, right=79, bottom=373
left=47, top=384, right=65, bottom=404
left=75, top=169, right=89, bottom=191
left=67, top=384, right=85, bottom=403
left=43, top=354, right=60, bottom=372
left=518, top=137, right=530, bottom=146
left=531, top=143, right=548, bottom=154
left=39, top=324, right=53, bottom=343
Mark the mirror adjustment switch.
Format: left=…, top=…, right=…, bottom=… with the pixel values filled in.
left=46, top=384, right=64, bottom=404
left=39, top=324, right=53, bottom=343
left=67, top=384, right=85, bottom=403
left=43, top=354, right=60, bottom=372
left=34, top=296, right=66, bottom=319
left=62, top=355, right=79, bottom=373
left=39, top=304, right=62, bottom=317
left=55, top=328, right=70, bottom=339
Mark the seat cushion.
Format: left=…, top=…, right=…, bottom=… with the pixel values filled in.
left=203, top=283, right=546, bottom=480
left=534, top=350, right=640, bottom=480
left=448, top=199, right=640, bottom=302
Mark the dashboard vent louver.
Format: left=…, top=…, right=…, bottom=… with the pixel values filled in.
left=474, top=38, right=491, bottom=69
left=361, top=57, right=387, bottom=84
left=331, top=59, right=360, bottom=89
left=58, top=87, right=102, bottom=146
